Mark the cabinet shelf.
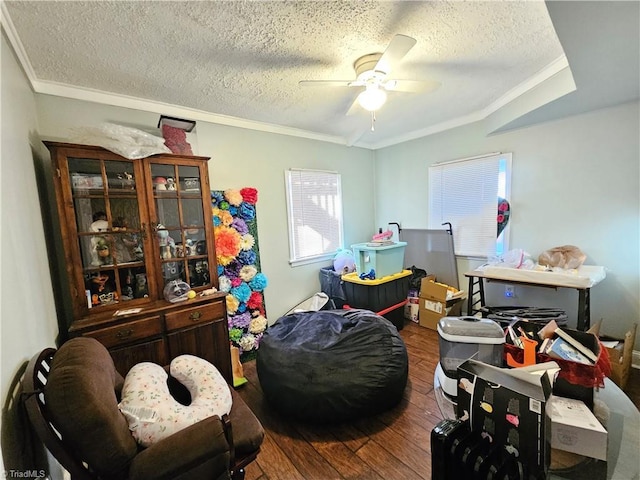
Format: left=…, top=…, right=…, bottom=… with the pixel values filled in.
left=44, top=141, right=231, bottom=381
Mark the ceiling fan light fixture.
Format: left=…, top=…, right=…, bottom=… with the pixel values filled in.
left=357, top=86, right=387, bottom=111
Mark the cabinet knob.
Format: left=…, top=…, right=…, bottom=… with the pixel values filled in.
left=116, top=329, right=133, bottom=340
left=190, top=311, right=202, bottom=321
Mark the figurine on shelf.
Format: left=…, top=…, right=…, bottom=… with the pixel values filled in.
left=154, top=177, right=168, bottom=191
left=90, top=211, right=110, bottom=266
left=185, top=238, right=196, bottom=256
left=116, top=171, right=135, bottom=190
left=89, top=274, right=117, bottom=305
left=156, top=224, right=175, bottom=258
left=121, top=269, right=134, bottom=301
left=112, top=217, right=137, bottom=263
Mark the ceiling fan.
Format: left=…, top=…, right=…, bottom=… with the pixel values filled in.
left=299, top=34, right=441, bottom=118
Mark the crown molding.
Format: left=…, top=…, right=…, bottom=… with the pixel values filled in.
left=364, top=55, right=570, bottom=149
left=32, top=79, right=349, bottom=146
left=1, top=2, right=38, bottom=86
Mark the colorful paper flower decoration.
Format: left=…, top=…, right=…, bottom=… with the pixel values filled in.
left=249, top=314, right=267, bottom=334
left=218, top=275, right=232, bottom=293
left=240, top=187, right=258, bottom=204
left=224, top=189, right=244, bottom=206
left=215, top=225, right=241, bottom=266
left=240, top=234, right=255, bottom=251
left=240, top=265, right=258, bottom=282
left=212, top=188, right=268, bottom=357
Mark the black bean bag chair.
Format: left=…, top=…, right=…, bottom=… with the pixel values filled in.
left=256, top=309, right=408, bottom=423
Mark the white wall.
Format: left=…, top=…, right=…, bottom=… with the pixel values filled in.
left=34, top=95, right=376, bottom=322
left=375, top=101, right=640, bottom=344
left=1, top=30, right=59, bottom=473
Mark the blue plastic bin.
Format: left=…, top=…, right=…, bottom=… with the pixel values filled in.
left=351, top=242, right=407, bottom=279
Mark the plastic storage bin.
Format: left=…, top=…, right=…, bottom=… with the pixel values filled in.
left=378, top=300, right=408, bottom=331
left=436, top=316, right=504, bottom=397
left=438, top=317, right=505, bottom=377
left=341, top=269, right=411, bottom=313
left=351, top=242, right=407, bottom=279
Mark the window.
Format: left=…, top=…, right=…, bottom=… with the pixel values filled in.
left=428, top=153, right=512, bottom=258
left=285, top=169, right=344, bottom=265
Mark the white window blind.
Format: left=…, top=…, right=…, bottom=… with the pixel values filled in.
left=285, top=169, right=343, bottom=265
left=429, top=153, right=511, bottom=257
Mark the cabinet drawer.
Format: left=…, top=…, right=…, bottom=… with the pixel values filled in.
left=165, top=301, right=225, bottom=331
left=84, top=316, right=162, bottom=348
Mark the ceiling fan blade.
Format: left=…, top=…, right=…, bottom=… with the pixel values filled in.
left=345, top=91, right=364, bottom=116
left=299, top=80, right=353, bottom=87
left=374, top=34, right=417, bottom=75
left=385, top=79, right=441, bottom=93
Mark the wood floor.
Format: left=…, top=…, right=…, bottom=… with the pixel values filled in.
left=236, top=320, right=640, bottom=480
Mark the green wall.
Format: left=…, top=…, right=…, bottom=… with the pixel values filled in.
left=375, top=101, right=640, bottom=343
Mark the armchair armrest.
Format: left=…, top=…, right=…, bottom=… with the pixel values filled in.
left=128, top=416, right=230, bottom=480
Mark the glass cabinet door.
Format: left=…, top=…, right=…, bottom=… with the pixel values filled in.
left=68, top=157, right=149, bottom=308
left=149, top=162, right=212, bottom=292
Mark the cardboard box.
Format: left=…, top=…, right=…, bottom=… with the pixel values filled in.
left=404, top=295, right=419, bottom=322
left=547, top=395, right=607, bottom=460
left=601, top=323, right=637, bottom=390
left=418, top=279, right=465, bottom=330
left=418, top=297, right=464, bottom=329
left=457, top=359, right=553, bottom=480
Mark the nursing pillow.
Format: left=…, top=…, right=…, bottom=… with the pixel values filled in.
left=118, top=355, right=232, bottom=447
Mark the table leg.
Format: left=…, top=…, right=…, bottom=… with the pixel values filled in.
left=466, top=276, right=486, bottom=316
left=577, top=288, right=590, bottom=331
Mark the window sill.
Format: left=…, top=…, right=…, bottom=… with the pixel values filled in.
left=289, top=253, right=335, bottom=268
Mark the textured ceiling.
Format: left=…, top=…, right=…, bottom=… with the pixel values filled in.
left=0, top=1, right=574, bottom=148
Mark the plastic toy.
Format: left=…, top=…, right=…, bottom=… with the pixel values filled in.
left=333, top=249, right=356, bottom=274
left=359, top=269, right=376, bottom=280
left=372, top=229, right=393, bottom=242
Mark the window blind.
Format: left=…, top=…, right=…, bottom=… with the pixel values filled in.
left=429, top=153, right=511, bottom=257
left=285, top=169, right=343, bottom=264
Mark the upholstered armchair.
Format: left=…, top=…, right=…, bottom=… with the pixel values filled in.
left=23, top=337, right=263, bottom=480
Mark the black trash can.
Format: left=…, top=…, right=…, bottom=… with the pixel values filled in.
left=319, top=267, right=347, bottom=308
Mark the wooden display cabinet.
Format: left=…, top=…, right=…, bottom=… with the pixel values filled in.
left=44, top=142, right=232, bottom=382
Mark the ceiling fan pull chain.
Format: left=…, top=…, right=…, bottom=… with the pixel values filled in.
left=371, top=111, right=376, bottom=131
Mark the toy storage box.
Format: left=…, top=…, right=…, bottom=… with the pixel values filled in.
left=351, top=242, right=407, bottom=278
left=342, top=270, right=411, bottom=312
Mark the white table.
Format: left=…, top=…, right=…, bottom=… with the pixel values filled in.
left=464, top=266, right=606, bottom=331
